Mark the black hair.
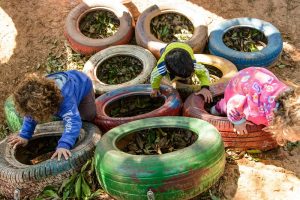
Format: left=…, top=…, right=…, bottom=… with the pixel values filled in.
left=165, top=48, right=194, bottom=78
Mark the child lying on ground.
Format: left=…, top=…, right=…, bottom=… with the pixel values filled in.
left=211, top=67, right=300, bottom=144
left=8, top=70, right=96, bottom=160
left=150, top=42, right=213, bottom=102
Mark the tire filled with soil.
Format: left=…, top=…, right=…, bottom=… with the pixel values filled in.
left=161, top=54, right=238, bottom=100
left=95, top=117, right=225, bottom=200
left=183, top=90, right=278, bottom=151
left=135, top=3, right=208, bottom=58
left=209, top=18, right=283, bottom=70
left=94, top=84, right=182, bottom=132
left=0, top=121, right=101, bottom=199
left=83, top=45, right=156, bottom=95
left=65, top=1, right=134, bottom=55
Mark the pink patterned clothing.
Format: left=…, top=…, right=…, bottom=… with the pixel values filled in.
left=215, top=67, right=289, bottom=126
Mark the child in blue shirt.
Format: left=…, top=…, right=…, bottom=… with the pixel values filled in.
left=8, top=70, right=96, bottom=160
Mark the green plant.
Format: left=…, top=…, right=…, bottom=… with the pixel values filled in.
left=43, top=39, right=90, bottom=74
left=79, top=10, right=120, bottom=39
left=96, top=55, right=143, bottom=85
left=35, top=158, right=103, bottom=200
left=150, top=13, right=194, bottom=43
left=223, top=27, right=267, bottom=52
left=0, top=122, right=10, bottom=140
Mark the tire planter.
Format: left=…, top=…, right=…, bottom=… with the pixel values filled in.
left=64, top=0, right=134, bottom=55
left=83, top=45, right=156, bottom=95
left=161, top=54, right=238, bottom=98
left=208, top=18, right=283, bottom=70
left=183, top=93, right=278, bottom=151
left=0, top=121, right=101, bottom=199
left=95, top=116, right=225, bottom=200
left=94, top=84, right=182, bottom=132
left=135, top=3, right=208, bottom=58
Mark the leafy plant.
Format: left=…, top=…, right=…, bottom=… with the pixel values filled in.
left=118, top=128, right=198, bottom=155
left=35, top=158, right=103, bottom=200
left=44, top=40, right=90, bottom=74
left=96, top=55, right=143, bottom=85
left=0, top=121, right=10, bottom=140
left=107, top=95, right=164, bottom=117
left=150, top=13, right=194, bottom=43
left=223, top=27, right=267, bottom=52
left=79, top=10, right=120, bottom=39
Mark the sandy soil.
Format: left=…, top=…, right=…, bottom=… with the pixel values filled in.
left=0, top=0, right=299, bottom=199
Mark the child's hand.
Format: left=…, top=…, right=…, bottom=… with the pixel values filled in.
left=7, top=135, right=28, bottom=149
left=150, top=89, right=161, bottom=97
left=228, top=108, right=242, bottom=121
left=233, top=121, right=254, bottom=135
left=51, top=148, right=72, bottom=161
left=195, top=88, right=213, bottom=103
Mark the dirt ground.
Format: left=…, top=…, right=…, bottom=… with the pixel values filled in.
left=0, top=0, right=299, bottom=199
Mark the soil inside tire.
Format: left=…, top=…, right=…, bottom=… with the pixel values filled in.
left=150, top=13, right=194, bottom=43
left=205, top=64, right=223, bottom=83
left=223, top=27, right=268, bottom=52
left=15, top=136, right=60, bottom=165
left=177, top=64, right=223, bottom=84
left=116, top=127, right=198, bottom=155
left=105, top=95, right=165, bottom=117
left=96, top=55, right=143, bottom=84
left=79, top=9, right=120, bottom=39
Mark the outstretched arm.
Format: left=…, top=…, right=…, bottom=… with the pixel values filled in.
left=150, top=65, right=165, bottom=97
left=194, top=63, right=210, bottom=87
left=8, top=116, right=37, bottom=149
left=19, top=116, right=37, bottom=139
left=52, top=102, right=82, bottom=160
left=226, top=94, right=247, bottom=124
left=226, top=94, right=250, bottom=134
left=194, top=63, right=213, bottom=102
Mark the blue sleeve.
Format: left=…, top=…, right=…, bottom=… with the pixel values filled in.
left=19, top=116, right=37, bottom=139
left=57, top=102, right=82, bottom=150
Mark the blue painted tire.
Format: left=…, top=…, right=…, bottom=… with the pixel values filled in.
left=208, top=18, right=283, bottom=70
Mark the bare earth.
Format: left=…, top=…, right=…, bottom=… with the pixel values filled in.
left=0, top=0, right=299, bottom=199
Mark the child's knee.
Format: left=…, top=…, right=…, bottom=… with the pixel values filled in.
left=81, top=111, right=96, bottom=122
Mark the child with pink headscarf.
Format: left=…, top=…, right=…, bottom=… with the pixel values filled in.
left=211, top=67, right=300, bottom=145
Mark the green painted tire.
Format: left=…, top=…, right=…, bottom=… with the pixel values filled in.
left=4, top=96, right=61, bottom=132
left=4, top=96, right=23, bottom=132
left=95, top=116, right=225, bottom=200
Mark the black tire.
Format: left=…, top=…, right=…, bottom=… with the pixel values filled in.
left=0, top=121, right=101, bottom=199
left=209, top=18, right=283, bottom=70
